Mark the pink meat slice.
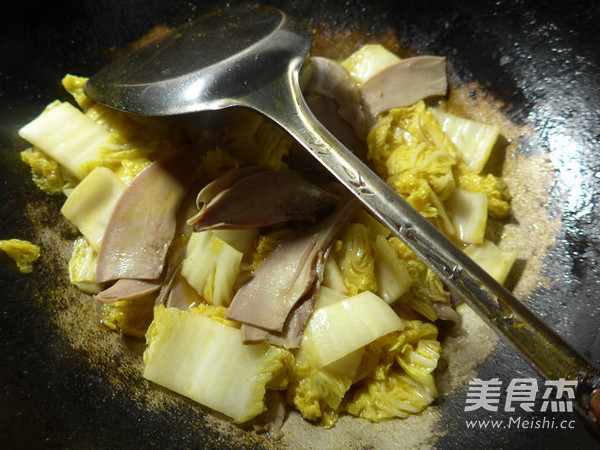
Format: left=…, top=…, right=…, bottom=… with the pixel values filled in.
left=359, top=56, right=447, bottom=123
left=188, top=168, right=339, bottom=232
left=94, top=278, right=162, bottom=304
left=225, top=197, right=359, bottom=334
left=306, top=56, right=368, bottom=140
left=96, top=143, right=207, bottom=284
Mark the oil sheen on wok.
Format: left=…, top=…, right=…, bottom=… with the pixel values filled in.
left=16, top=25, right=517, bottom=433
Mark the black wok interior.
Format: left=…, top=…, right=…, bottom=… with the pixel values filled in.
left=1, top=0, right=599, bottom=448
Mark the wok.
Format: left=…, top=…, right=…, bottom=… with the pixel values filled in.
left=1, top=0, right=599, bottom=448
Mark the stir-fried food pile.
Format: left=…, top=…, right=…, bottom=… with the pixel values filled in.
left=18, top=38, right=518, bottom=431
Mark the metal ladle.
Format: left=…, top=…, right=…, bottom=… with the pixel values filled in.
left=85, top=3, right=600, bottom=431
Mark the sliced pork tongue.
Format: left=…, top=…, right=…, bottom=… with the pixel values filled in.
left=241, top=296, right=315, bottom=349
left=305, top=56, right=369, bottom=141
left=95, top=143, right=209, bottom=284
left=159, top=167, right=342, bottom=312
left=95, top=278, right=162, bottom=304
left=95, top=178, right=204, bottom=308
left=188, top=168, right=340, bottom=232
left=359, top=55, right=447, bottom=125
left=154, top=178, right=208, bottom=309
left=304, top=55, right=447, bottom=140
left=193, top=167, right=262, bottom=214
left=226, top=197, right=360, bottom=348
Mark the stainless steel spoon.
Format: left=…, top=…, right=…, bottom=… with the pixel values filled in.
left=85, top=3, right=600, bottom=430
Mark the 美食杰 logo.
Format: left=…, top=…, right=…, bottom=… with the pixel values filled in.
left=463, top=378, right=578, bottom=430
left=465, top=377, right=576, bottom=413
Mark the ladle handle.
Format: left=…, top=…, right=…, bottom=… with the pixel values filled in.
left=244, top=61, right=600, bottom=431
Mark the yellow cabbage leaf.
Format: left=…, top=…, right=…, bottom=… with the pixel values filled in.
left=387, top=237, right=447, bottom=321
left=144, top=305, right=291, bottom=423
left=20, top=147, right=73, bottom=195
left=287, top=354, right=359, bottom=428
left=68, top=236, right=102, bottom=294
left=333, top=223, right=377, bottom=295
left=367, top=101, right=457, bottom=232
left=224, top=109, right=293, bottom=171
left=453, top=163, right=511, bottom=220
left=0, top=239, right=41, bottom=274
left=341, top=44, right=401, bottom=85
left=343, top=320, right=441, bottom=420
left=62, top=74, right=185, bottom=185
left=101, top=296, right=155, bottom=338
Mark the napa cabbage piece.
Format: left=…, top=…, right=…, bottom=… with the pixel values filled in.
left=18, top=101, right=115, bottom=180
left=223, top=109, right=293, bottom=170
left=334, top=223, right=377, bottom=295
left=287, top=287, right=363, bottom=427
left=197, top=146, right=241, bottom=181
left=248, top=229, right=291, bottom=272
left=343, top=320, right=441, bottom=420
left=453, top=163, right=511, bottom=220
left=388, top=237, right=447, bottom=321
left=313, top=285, right=349, bottom=310
left=340, top=211, right=411, bottom=303
left=0, top=239, right=41, bottom=274
left=63, top=74, right=183, bottom=144
left=447, top=188, right=488, bottom=244
left=301, top=290, right=404, bottom=368
left=20, top=147, right=75, bottom=195
left=181, top=229, right=256, bottom=307
left=101, top=295, right=155, bottom=338
left=367, top=101, right=457, bottom=232
left=68, top=237, right=103, bottom=294
left=80, top=106, right=184, bottom=184
left=331, top=213, right=442, bottom=319
left=288, top=349, right=364, bottom=427
left=430, top=107, right=500, bottom=174
left=143, top=305, right=291, bottom=423
left=61, top=74, right=95, bottom=111
left=211, top=228, right=259, bottom=255
left=464, top=239, right=518, bottom=284
left=341, top=44, right=401, bottom=85
left=373, top=234, right=412, bottom=304
left=21, top=74, right=183, bottom=187
left=60, top=166, right=125, bottom=252
left=345, top=370, right=438, bottom=420
left=321, top=257, right=349, bottom=294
